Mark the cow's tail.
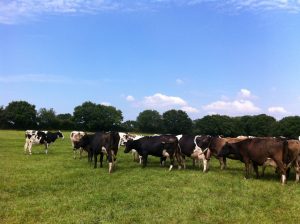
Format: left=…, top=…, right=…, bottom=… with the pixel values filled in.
left=283, top=140, right=290, bottom=169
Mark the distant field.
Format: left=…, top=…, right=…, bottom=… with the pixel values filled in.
left=1, top=130, right=300, bottom=224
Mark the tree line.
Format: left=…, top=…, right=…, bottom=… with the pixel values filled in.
left=1, top=100, right=300, bottom=139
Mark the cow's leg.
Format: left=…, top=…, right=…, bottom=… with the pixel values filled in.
left=94, top=153, right=98, bottom=168
left=107, top=150, right=113, bottom=173
left=175, top=152, right=183, bottom=170
left=244, top=160, right=251, bottom=179
left=219, top=157, right=226, bottom=170
left=273, top=159, right=286, bottom=184
left=182, top=156, right=186, bottom=169
left=168, top=154, right=174, bottom=171
left=100, top=153, right=104, bottom=168
left=73, top=149, right=76, bottom=159
left=142, top=154, right=148, bottom=168
left=253, top=163, right=259, bottom=178
left=44, top=143, right=48, bottom=154
left=28, top=142, right=32, bottom=155
left=203, top=159, right=208, bottom=172
left=192, top=159, right=196, bottom=167
left=160, top=157, right=166, bottom=166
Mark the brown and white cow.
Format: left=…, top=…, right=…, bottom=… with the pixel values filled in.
left=70, top=131, right=86, bottom=159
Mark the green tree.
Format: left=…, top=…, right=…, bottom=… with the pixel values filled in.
left=121, top=120, right=138, bottom=132
left=0, top=106, right=6, bottom=128
left=240, top=114, right=276, bottom=137
left=162, top=109, right=192, bottom=134
left=37, top=108, right=58, bottom=129
left=73, top=101, right=123, bottom=131
left=57, top=113, right=74, bottom=130
left=4, top=101, right=37, bottom=129
left=193, top=115, right=240, bottom=137
left=136, top=110, right=162, bottom=133
left=276, top=116, right=300, bottom=139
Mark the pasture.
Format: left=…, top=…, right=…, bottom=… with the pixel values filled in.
left=1, top=130, right=300, bottom=224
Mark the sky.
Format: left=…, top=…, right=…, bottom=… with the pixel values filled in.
left=1, top=0, right=300, bottom=121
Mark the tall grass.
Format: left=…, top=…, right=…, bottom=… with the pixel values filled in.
left=0, top=130, right=300, bottom=224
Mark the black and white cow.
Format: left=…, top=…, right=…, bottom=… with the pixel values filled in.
left=124, top=135, right=179, bottom=171
left=176, top=135, right=212, bottom=172
left=24, top=130, right=64, bottom=155
left=74, top=131, right=121, bottom=173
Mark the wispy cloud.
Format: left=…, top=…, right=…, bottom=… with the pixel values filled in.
left=1, top=0, right=300, bottom=24
left=176, top=78, right=184, bottom=85
left=268, top=106, right=288, bottom=114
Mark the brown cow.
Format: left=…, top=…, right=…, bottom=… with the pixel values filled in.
left=206, top=137, right=245, bottom=170
left=218, top=138, right=288, bottom=184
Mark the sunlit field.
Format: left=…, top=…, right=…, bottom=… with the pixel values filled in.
left=1, top=130, right=300, bottom=224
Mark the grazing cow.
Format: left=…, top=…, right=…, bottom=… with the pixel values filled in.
left=206, top=137, right=245, bottom=170
left=24, top=131, right=64, bottom=155
left=176, top=135, right=212, bottom=172
left=217, top=138, right=288, bottom=184
left=74, top=132, right=120, bottom=173
left=124, top=135, right=179, bottom=171
left=70, top=131, right=86, bottom=159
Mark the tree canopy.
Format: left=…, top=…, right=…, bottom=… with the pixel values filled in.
left=1, top=100, right=300, bottom=139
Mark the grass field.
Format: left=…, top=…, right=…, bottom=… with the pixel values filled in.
left=1, top=130, right=300, bottom=224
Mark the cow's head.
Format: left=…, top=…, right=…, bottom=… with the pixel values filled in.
left=58, top=131, right=64, bottom=139
left=74, top=134, right=90, bottom=149
left=124, top=139, right=135, bottom=153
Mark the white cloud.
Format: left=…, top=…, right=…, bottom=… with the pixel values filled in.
left=100, top=102, right=111, bottom=106
left=181, top=106, right=199, bottom=113
left=126, top=95, right=135, bottom=102
left=176, top=78, right=184, bottom=85
left=203, top=100, right=261, bottom=114
left=143, top=93, right=187, bottom=108
left=268, top=106, right=288, bottom=114
left=1, top=0, right=300, bottom=24
left=239, top=88, right=251, bottom=98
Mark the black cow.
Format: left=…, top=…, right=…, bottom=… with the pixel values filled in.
left=176, top=135, right=212, bottom=172
left=124, top=135, right=179, bottom=171
left=74, top=132, right=120, bottom=173
left=24, top=130, right=64, bottom=154
left=218, top=138, right=288, bottom=184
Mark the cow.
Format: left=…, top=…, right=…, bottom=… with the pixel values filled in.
left=124, top=135, right=179, bottom=171
left=206, top=137, right=246, bottom=170
left=73, top=132, right=120, bottom=173
left=217, top=138, right=288, bottom=184
left=176, top=135, right=212, bottom=172
left=70, top=131, right=86, bottom=159
left=24, top=130, right=64, bottom=155
left=261, top=139, right=300, bottom=182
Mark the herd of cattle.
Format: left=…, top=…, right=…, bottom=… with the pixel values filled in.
left=24, top=130, right=300, bottom=184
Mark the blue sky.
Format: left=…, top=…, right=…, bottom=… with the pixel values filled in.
left=1, top=0, right=300, bottom=121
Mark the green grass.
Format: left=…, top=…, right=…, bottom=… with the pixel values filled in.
left=1, top=130, right=300, bottom=224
